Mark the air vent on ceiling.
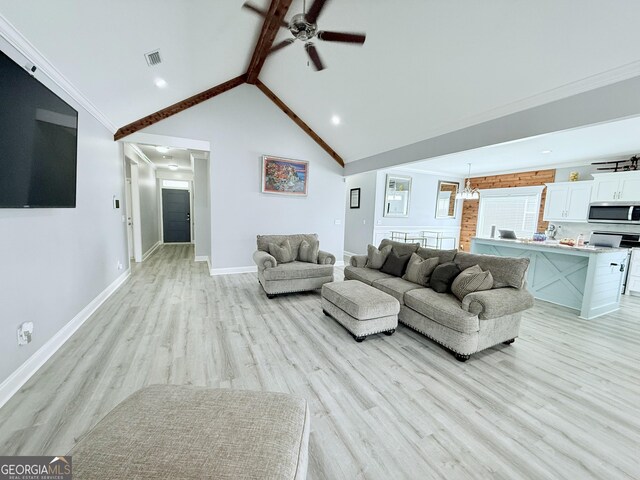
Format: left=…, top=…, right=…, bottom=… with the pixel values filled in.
left=145, top=50, right=162, bottom=67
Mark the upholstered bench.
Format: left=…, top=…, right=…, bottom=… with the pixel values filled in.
left=69, top=385, right=310, bottom=479
left=321, top=280, right=400, bottom=342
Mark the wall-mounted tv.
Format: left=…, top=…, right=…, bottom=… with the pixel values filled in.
left=0, top=49, right=78, bottom=208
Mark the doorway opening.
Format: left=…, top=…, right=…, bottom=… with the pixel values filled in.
left=121, top=137, right=210, bottom=265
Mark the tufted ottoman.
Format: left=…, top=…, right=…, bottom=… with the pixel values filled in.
left=69, top=385, right=310, bottom=479
left=321, top=280, right=400, bottom=342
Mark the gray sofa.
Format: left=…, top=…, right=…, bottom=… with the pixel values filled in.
left=345, top=239, right=534, bottom=361
left=253, top=234, right=336, bottom=298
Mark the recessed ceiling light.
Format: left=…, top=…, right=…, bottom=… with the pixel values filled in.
left=541, top=149, right=553, bottom=154
left=331, top=115, right=341, bottom=125
left=154, top=78, right=167, bottom=88
left=168, top=164, right=178, bottom=171
left=156, top=146, right=169, bottom=153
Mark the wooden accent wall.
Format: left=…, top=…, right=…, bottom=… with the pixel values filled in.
left=459, top=169, right=556, bottom=251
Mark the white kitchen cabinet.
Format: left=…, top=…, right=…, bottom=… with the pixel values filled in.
left=627, top=248, right=640, bottom=296
left=619, top=176, right=640, bottom=201
left=591, top=171, right=640, bottom=202
left=543, top=181, right=593, bottom=222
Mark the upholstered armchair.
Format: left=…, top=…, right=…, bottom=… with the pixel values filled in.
left=253, top=234, right=335, bottom=298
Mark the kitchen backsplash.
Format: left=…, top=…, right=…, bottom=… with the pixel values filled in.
left=551, top=222, right=640, bottom=241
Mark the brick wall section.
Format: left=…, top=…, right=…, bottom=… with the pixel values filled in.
left=459, top=169, right=557, bottom=251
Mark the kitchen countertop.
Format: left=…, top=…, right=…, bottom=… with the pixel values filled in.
left=471, top=237, right=629, bottom=254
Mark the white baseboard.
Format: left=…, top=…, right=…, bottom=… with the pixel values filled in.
left=335, top=260, right=345, bottom=267
left=0, top=269, right=131, bottom=410
left=195, top=255, right=212, bottom=272
left=142, top=241, right=162, bottom=261
left=210, top=266, right=258, bottom=276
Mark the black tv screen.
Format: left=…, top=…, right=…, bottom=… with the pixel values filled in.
left=0, top=49, right=78, bottom=208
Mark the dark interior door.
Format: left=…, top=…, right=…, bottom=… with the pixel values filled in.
left=162, top=189, right=191, bottom=243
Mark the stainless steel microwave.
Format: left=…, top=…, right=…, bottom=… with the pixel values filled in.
left=588, top=203, right=640, bottom=224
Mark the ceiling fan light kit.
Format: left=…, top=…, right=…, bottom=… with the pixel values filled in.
left=243, top=0, right=366, bottom=71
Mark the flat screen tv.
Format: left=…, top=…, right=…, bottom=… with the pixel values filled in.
left=0, top=49, right=78, bottom=208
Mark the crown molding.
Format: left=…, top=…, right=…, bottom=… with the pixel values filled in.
left=0, top=13, right=117, bottom=133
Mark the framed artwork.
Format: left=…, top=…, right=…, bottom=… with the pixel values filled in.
left=261, top=155, right=309, bottom=196
left=350, top=188, right=361, bottom=208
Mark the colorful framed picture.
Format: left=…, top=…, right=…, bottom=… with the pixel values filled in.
left=261, top=155, right=309, bottom=196
left=350, top=188, right=361, bottom=208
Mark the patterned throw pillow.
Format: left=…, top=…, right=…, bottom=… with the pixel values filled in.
left=451, top=265, right=494, bottom=301
left=402, top=254, right=440, bottom=286
left=268, top=240, right=295, bottom=264
left=298, top=239, right=319, bottom=263
left=365, top=244, right=392, bottom=270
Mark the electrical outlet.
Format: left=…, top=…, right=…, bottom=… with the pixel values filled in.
left=17, top=322, right=33, bottom=346
left=334, top=219, right=342, bottom=225
left=117, top=260, right=123, bottom=270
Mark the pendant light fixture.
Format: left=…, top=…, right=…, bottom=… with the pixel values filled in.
left=458, top=163, right=479, bottom=200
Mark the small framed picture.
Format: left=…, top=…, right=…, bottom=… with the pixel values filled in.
left=350, top=188, right=361, bottom=209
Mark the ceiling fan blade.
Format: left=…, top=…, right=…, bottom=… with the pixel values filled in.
left=242, top=2, right=289, bottom=28
left=306, top=0, right=329, bottom=24
left=317, top=31, right=366, bottom=44
left=305, top=43, right=325, bottom=71
left=242, top=2, right=268, bottom=18
left=269, top=38, right=295, bottom=55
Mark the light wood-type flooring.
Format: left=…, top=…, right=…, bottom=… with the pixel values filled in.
left=1, top=245, right=639, bottom=479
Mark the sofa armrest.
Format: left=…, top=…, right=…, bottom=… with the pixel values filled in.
left=253, top=250, right=277, bottom=270
left=350, top=255, right=367, bottom=267
left=462, top=287, right=534, bottom=320
left=318, top=250, right=336, bottom=265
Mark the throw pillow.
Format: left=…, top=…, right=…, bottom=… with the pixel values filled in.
left=380, top=251, right=412, bottom=277
left=451, top=265, right=494, bottom=301
left=430, top=262, right=462, bottom=293
left=366, top=244, right=392, bottom=270
left=402, top=254, right=439, bottom=286
left=268, top=240, right=295, bottom=264
left=298, top=239, right=319, bottom=263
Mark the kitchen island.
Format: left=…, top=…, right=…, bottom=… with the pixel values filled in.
left=471, top=237, right=629, bottom=319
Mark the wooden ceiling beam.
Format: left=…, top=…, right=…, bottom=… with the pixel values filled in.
left=113, top=74, right=247, bottom=140
left=246, top=0, right=293, bottom=85
left=255, top=79, right=345, bottom=167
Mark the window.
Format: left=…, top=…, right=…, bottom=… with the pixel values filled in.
left=476, top=186, right=545, bottom=238
left=162, top=179, right=189, bottom=189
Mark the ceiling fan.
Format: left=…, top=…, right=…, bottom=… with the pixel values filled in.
left=243, top=0, right=366, bottom=71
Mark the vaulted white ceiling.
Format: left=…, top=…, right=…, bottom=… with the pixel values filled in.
left=2, top=0, right=640, bottom=165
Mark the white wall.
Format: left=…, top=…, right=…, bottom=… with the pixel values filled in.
left=193, top=157, right=211, bottom=260
left=0, top=39, right=128, bottom=385
left=344, top=171, right=376, bottom=254
left=137, top=161, right=160, bottom=253
left=374, top=169, right=464, bottom=227
left=141, top=84, right=345, bottom=269
left=124, top=145, right=160, bottom=256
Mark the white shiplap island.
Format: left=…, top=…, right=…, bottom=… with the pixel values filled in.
left=471, top=238, right=629, bottom=319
